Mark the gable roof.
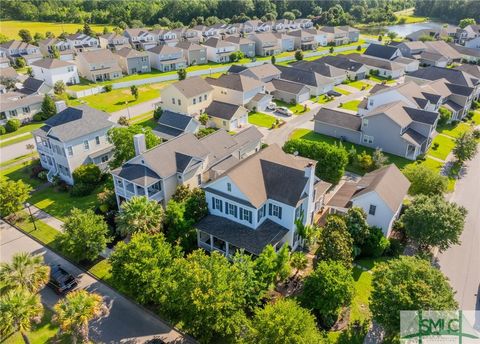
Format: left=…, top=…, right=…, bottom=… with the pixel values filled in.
left=78, top=49, right=117, bottom=63
left=275, top=64, right=334, bottom=87
left=407, top=66, right=479, bottom=87
left=170, top=76, right=213, bottom=98
left=240, top=63, right=281, bottom=80
left=206, top=74, right=264, bottom=92
left=205, top=100, right=246, bottom=120
left=224, top=36, right=255, bottom=45
left=364, top=43, right=400, bottom=60
left=365, top=101, right=438, bottom=127
left=147, top=45, right=182, bottom=55
left=203, top=37, right=236, bottom=49
left=33, top=105, right=113, bottom=142
left=175, top=41, right=204, bottom=51
left=115, top=47, right=148, bottom=58
left=314, top=55, right=365, bottom=72
left=291, top=60, right=345, bottom=78
left=268, top=78, right=309, bottom=95
left=18, top=77, right=45, bottom=95
left=424, top=40, right=462, bottom=60
left=314, top=108, right=362, bottom=131
left=30, top=58, right=74, bottom=69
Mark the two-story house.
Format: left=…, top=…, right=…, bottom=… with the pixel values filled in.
left=147, top=45, right=186, bottom=72
left=153, top=110, right=200, bottom=140
left=224, top=36, right=256, bottom=58
left=291, top=60, right=349, bottom=85
left=75, top=49, right=122, bottom=82
left=123, top=28, right=156, bottom=50
left=65, top=33, right=100, bottom=53
left=175, top=41, right=207, bottom=66
left=115, top=47, right=151, bottom=75
left=203, top=37, right=237, bottom=63
left=0, top=40, right=42, bottom=65
left=318, top=26, right=349, bottom=46
left=173, top=28, right=202, bottom=44
left=206, top=74, right=267, bottom=109
left=327, top=164, right=410, bottom=236
left=248, top=32, right=281, bottom=56
left=196, top=144, right=331, bottom=256
left=30, top=58, right=80, bottom=87
left=156, top=30, right=180, bottom=47
left=33, top=105, right=115, bottom=184
left=99, top=33, right=131, bottom=51
left=111, top=127, right=263, bottom=207
left=38, top=38, right=75, bottom=61
left=287, top=29, right=318, bottom=51
left=161, top=76, right=213, bottom=115
left=273, top=32, right=295, bottom=52
left=275, top=64, right=335, bottom=96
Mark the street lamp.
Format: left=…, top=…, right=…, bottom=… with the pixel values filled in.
left=24, top=202, right=37, bottom=231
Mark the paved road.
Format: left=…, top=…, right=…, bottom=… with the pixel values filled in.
left=109, top=96, right=162, bottom=123
left=0, top=137, right=35, bottom=164
left=437, top=151, right=480, bottom=310
left=0, top=221, right=195, bottom=344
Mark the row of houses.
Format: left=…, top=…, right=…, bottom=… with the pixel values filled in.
left=314, top=65, right=479, bottom=161
left=407, top=24, right=480, bottom=49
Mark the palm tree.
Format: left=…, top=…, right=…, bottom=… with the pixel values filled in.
left=0, top=288, right=43, bottom=344
left=0, top=253, right=50, bottom=293
left=115, top=196, right=164, bottom=238
left=54, top=290, right=108, bottom=344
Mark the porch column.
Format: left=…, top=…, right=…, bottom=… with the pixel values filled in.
left=225, top=242, right=229, bottom=257
left=210, top=234, right=214, bottom=251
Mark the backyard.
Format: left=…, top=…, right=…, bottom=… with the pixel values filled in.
left=338, top=100, right=362, bottom=112
left=248, top=112, right=277, bottom=128
left=344, top=80, right=372, bottom=91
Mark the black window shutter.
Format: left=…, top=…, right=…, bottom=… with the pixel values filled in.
left=212, top=197, right=216, bottom=210
left=279, top=207, right=282, bottom=219
left=220, top=200, right=223, bottom=213
left=225, top=202, right=229, bottom=214
left=240, top=208, right=243, bottom=220
left=269, top=203, right=272, bottom=216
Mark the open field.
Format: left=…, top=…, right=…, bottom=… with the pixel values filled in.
left=0, top=20, right=114, bottom=39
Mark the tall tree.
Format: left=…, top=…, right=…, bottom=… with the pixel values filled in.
left=130, top=85, right=139, bottom=100
left=344, top=207, right=370, bottom=247
left=459, top=18, right=476, bottom=28
left=371, top=256, right=458, bottom=337
left=18, top=29, right=32, bottom=43
left=248, top=298, right=325, bottom=344
left=316, top=216, right=354, bottom=268
left=0, top=252, right=49, bottom=293
left=177, top=68, right=187, bottom=80
left=401, top=195, right=467, bottom=251
left=301, top=260, right=354, bottom=328
left=116, top=196, right=164, bottom=238
left=40, top=95, right=57, bottom=119
left=59, top=208, right=111, bottom=262
left=0, top=178, right=32, bottom=218
left=0, top=289, right=43, bottom=344
left=453, top=131, right=478, bottom=163
left=403, top=164, right=448, bottom=196
left=54, top=290, right=108, bottom=344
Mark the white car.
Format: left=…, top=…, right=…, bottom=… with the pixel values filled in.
left=276, top=106, right=292, bottom=116
left=267, top=102, right=277, bottom=110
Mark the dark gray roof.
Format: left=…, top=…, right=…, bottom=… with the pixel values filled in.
left=291, top=60, right=344, bottom=78
left=275, top=64, right=333, bottom=87
left=364, top=44, right=400, bottom=60
left=30, top=58, right=73, bottom=69
left=421, top=91, right=442, bottom=104
left=314, top=108, right=362, bottom=131
left=111, top=164, right=160, bottom=186
left=404, top=107, right=438, bottom=125
left=33, top=105, right=113, bottom=142
left=445, top=82, right=475, bottom=97
left=205, top=100, right=244, bottom=120
left=314, top=55, right=365, bottom=72
left=227, top=65, right=248, bottom=74
left=402, top=128, right=427, bottom=146
left=18, top=77, right=44, bottom=95
left=449, top=43, right=480, bottom=58
left=455, top=64, right=480, bottom=79
left=408, top=66, right=479, bottom=87
left=195, top=215, right=288, bottom=255
left=158, top=110, right=196, bottom=131
left=153, top=125, right=184, bottom=140
left=269, top=78, right=309, bottom=95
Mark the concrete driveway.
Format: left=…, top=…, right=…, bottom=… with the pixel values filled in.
left=0, top=221, right=195, bottom=344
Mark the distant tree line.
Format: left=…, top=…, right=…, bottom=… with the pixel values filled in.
left=1, top=0, right=414, bottom=29
left=415, top=0, right=480, bottom=23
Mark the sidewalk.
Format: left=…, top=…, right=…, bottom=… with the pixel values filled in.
left=0, top=132, right=31, bottom=143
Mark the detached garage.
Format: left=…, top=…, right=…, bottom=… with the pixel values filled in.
left=267, top=78, right=310, bottom=104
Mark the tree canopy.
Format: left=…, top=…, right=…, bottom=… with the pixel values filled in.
left=316, top=215, right=354, bottom=268
left=116, top=196, right=165, bottom=237
left=403, top=164, right=448, bottom=196
left=0, top=178, right=32, bottom=218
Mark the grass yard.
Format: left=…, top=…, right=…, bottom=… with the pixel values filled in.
left=344, top=80, right=371, bottom=91
left=0, top=153, right=37, bottom=168
left=427, top=134, right=455, bottom=161
left=0, top=160, right=44, bottom=189
left=470, top=110, right=480, bottom=125
left=313, top=94, right=334, bottom=104
left=2, top=308, right=61, bottom=344
left=333, top=87, right=352, bottom=96
left=129, top=111, right=156, bottom=129
left=88, top=259, right=113, bottom=283
left=0, top=133, right=34, bottom=148
left=69, top=83, right=167, bottom=113
left=437, top=122, right=472, bottom=138
left=0, top=122, right=44, bottom=140
left=339, top=100, right=361, bottom=112
left=0, top=20, right=114, bottom=40
left=248, top=112, right=277, bottom=128
left=367, top=75, right=396, bottom=84
left=273, top=100, right=309, bottom=115
left=394, top=8, right=428, bottom=25
left=15, top=210, right=61, bottom=249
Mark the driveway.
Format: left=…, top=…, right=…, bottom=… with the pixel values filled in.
left=0, top=221, right=195, bottom=344
left=0, top=137, right=35, bottom=164
left=437, top=151, right=480, bottom=310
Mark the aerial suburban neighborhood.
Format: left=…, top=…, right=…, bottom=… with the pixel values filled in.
left=0, top=0, right=479, bottom=343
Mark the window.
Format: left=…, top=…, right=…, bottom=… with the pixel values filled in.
left=83, top=140, right=89, bottom=150
left=204, top=94, right=207, bottom=101
left=95, top=136, right=100, bottom=145
left=257, top=205, right=265, bottom=222
left=240, top=208, right=253, bottom=224
left=295, top=204, right=303, bottom=220
left=22, top=106, right=30, bottom=113
left=198, top=96, right=202, bottom=103
left=269, top=203, right=282, bottom=219
left=196, top=174, right=201, bottom=185
left=193, top=98, right=196, bottom=105
left=369, top=204, right=376, bottom=216
left=227, top=203, right=237, bottom=217
left=101, top=155, right=109, bottom=163
left=227, top=182, right=231, bottom=192
left=212, top=197, right=223, bottom=212
left=67, top=146, right=73, bottom=156
left=363, top=135, right=374, bottom=144
left=172, top=98, right=175, bottom=104
left=178, top=99, right=181, bottom=106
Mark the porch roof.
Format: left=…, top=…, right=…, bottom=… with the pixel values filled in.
left=196, top=215, right=288, bottom=255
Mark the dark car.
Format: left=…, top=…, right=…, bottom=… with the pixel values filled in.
left=327, top=90, right=342, bottom=97
left=48, top=265, right=78, bottom=294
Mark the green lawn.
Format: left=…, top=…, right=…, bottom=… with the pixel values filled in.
left=15, top=210, right=61, bottom=249
left=0, top=160, right=44, bottom=189
left=0, top=153, right=37, bottom=168
left=339, top=100, right=361, bottom=112
left=367, top=75, right=396, bottom=84
left=344, top=80, right=371, bottom=91
left=129, top=111, right=156, bottom=129
left=437, top=122, right=472, bottom=139
left=3, top=308, right=61, bottom=344
left=0, top=20, right=114, bottom=40
left=0, top=122, right=44, bottom=140
left=69, top=83, right=166, bottom=113
left=273, top=100, right=309, bottom=115
left=470, top=110, right=480, bottom=125
left=427, top=134, right=455, bottom=161
left=28, top=185, right=102, bottom=222
left=313, top=94, right=334, bottom=104
left=0, top=132, right=36, bottom=148
left=248, top=112, right=277, bottom=128
left=333, top=87, right=352, bottom=96
left=88, top=259, right=113, bottom=283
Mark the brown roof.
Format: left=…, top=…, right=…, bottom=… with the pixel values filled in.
left=115, top=47, right=148, bottom=58
left=78, top=49, right=117, bottom=64
left=242, top=63, right=281, bottom=80
left=203, top=37, right=236, bottom=49
left=147, top=45, right=182, bottom=55
left=206, top=74, right=264, bottom=92
left=175, top=41, right=204, bottom=51
left=170, top=76, right=213, bottom=98
left=30, top=58, right=74, bottom=69
left=224, top=36, right=255, bottom=45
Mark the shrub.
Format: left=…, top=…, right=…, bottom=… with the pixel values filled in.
left=357, top=151, right=374, bottom=171
left=72, top=164, right=102, bottom=186
left=473, top=129, right=480, bottom=140
left=360, top=226, right=390, bottom=258
left=466, top=110, right=474, bottom=120
left=0, top=126, right=5, bottom=135
left=5, top=119, right=21, bottom=132
left=432, top=142, right=439, bottom=150
left=30, top=164, right=44, bottom=178
left=117, top=116, right=129, bottom=126
left=104, top=84, right=113, bottom=92
left=153, top=107, right=163, bottom=120
left=32, top=113, right=44, bottom=122
left=438, top=107, right=452, bottom=126
left=70, top=182, right=95, bottom=196
left=385, top=238, right=404, bottom=257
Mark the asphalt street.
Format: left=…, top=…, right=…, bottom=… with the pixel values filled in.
left=437, top=150, right=480, bottom=310
left=0, top=221, right=195, bottom=344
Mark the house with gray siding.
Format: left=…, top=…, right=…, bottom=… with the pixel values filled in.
left=147, top=45, right=186, bottom=72
left=224, top=36, right=256, bottom=58
left=115, top=47, right=151, bottom=75
left=248, top=32, right=281, bottom=56
left=275, top=64, right=335, bottom=96
left=175, top=41, right=207, bottom=66
left=267, top=78, right=310, bottom=104
left=33, top=105, right=115, bottom=184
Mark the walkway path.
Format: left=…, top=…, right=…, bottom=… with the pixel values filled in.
left=0, top=132, right=31, bottom=143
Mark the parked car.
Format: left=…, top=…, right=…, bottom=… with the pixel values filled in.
left=276, top=107, right=292, bottom=116
left=267, top=102, right=277, bottom=110
left=327, top=90, right=342, bottom=97
left=48, top=265, right=78, bottom=294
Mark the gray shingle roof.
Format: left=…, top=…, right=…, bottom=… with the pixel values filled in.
left=33, top=105, right=113, bottom=142
left=364, top=44, right=400, bottom=60
left=205, top=100, right=245, bottom=120
left=314, top=108, right=362, bottom=131
left=111, top=164, right=160, bottom=186
left=170, top=76, right=213, bottom=98
left=275, top=64, right=334, bottom=87
left=206, top=74, right=264, bottom=92
left=408, top=66, right=479, bottom=87
left=269, top=78, right=309, bottom=95
left=30, top=58, right=74, bottom=69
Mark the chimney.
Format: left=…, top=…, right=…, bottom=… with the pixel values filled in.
left=55, top=100, right=67, bottom=113
left=304, top=162, right=316, bottom=224
left=133, top=133, right=146, bottom=156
